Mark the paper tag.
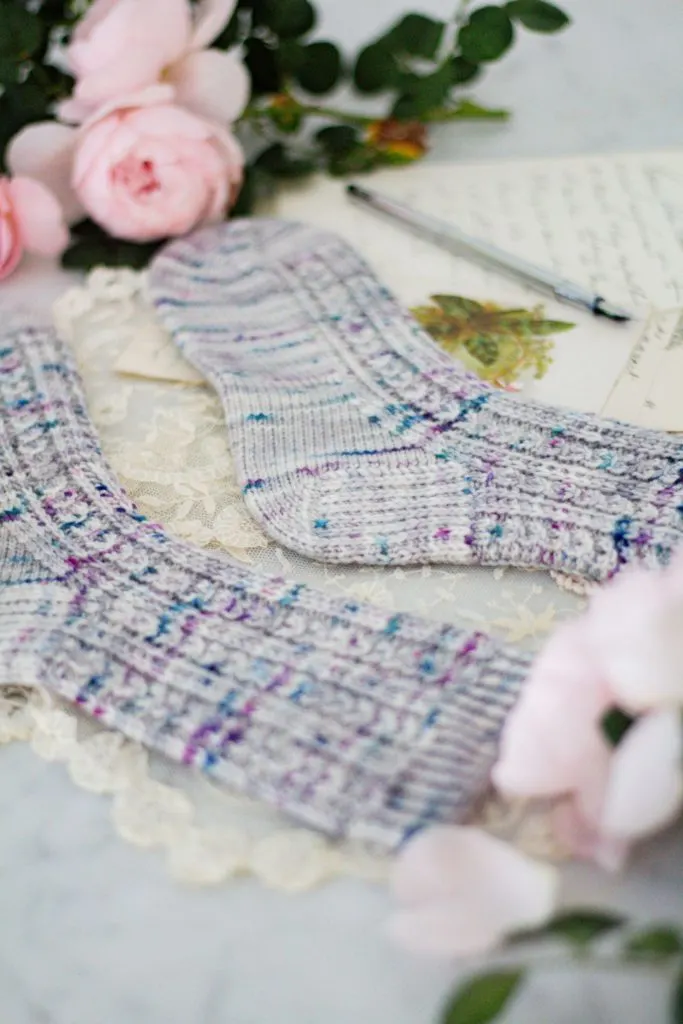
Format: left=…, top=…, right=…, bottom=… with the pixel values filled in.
left=114, top=320, right=206, bottom=386
left=602, top=308, right=683, bottom=431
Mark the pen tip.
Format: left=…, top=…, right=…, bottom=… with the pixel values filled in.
left=347, top=183, right=371, bottom=202
left=594, top=298, right=634, bottom=323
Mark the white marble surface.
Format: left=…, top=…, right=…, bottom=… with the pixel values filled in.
left=1, top=1, right=683, bottom=1021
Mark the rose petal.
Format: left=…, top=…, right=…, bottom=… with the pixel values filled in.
left=587, top=567, right=683, bottom=711
left=493, top=621, right=612, bottom=799
left=390, top=826, right=558, bottom=956
left=6, top=123, right=83, bottom=224
left=168, top=49, right=250, bottom=125
left=600, top=709, right=683, bottom=841
left=8, top=178, right=69, bottom=257
left=552, top=799, right=630, bottom=872
left=79, top=84, right=177, bottom=129
left=190, top=0, right=237, bottom=49
left=67, top=0, right=190, bottom=90
left=0, top=179, right=23, bottom=280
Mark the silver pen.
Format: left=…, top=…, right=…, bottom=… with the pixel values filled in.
left=347, top=183, right=634, bottom=323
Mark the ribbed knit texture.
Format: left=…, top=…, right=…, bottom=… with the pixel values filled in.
left=0, top=324, right=530, bottom=849
left=149, top=219, right=683, bottom=582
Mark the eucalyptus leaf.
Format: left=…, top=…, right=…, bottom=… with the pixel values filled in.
left=244, top=37, right=281, bottom=94
left=449, top=56, right=480, bottom=85
left=266, top=0, right=315, bottom=39
left=0, top=1, right=45, bottom=59
left=601, top=708, right=635, bottom=746
left=625, top=926, right=683, bottom=960
left=353, top=42, right=398, bottom=93
left=62, top=237, right=162, bottom=271
left=325, top=145, right=379, bottom=177
left=391, top=61, right=453, bottom=120
left=388, top=13, right=445, bottom=60
left=443, top=99, right=509, bottom=120
left=458, top=7, right=514, bottom=63
left=511, top=909, right=627, bottom=947
left=316, top=125, right=360, bottom=155
left=255, top=142, right=315, bottom=178
left=441, top=970, right=524, bottom=1024
left=673, top=968, right=683, bottom=1024
left=294, top=40, right=342, bottom=94
left=506, top=0, right=570, bottom=32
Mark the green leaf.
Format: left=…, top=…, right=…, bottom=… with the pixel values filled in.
left=0, top=1, right=45, bottom=59
left=434, top=295, right=485, bottom=316
left=672, top=968, right=683, bottom=1024
left=442, top=99, right=509, bottom=120
left=231, top=165, right=260, bottom=217
left=294, top=40, right=342, bottom=94
left=388, top=13, right=445, bottom=60
left=449, top=56, right=480, bottom=85
left=353, top=42, right=399, bottom=93
left=391, top=62, right=453, bottom=120
left=526, top=318, right=575, bottom=333
left=625, top=926, right=683, bottom=960
left=244, top=37, right=281, bottom=94
left=266, top=0, right=316, bottom=39
left=254, top=142, right=315, bottom=179
left=326, top=145, right=379, bottom=177
left=458, top=7, right=514, bottom=63
left=316, top=125, right=360, bottom=155
left=212, top=7, right=242, bottom=49
left=62, top=237, right=162, bottom=271
left=601, top=708, right=635, bottom=747
left=506, top=0, right=570, bottom=32
left=441, top=971, right=524, bottom=1024
left=511, top=909, right=627, bottom=948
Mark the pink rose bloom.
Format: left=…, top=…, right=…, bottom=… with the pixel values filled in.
left=493, top=555, right=683, bottom=870
left=71, top=103, right=243, bottom=242
left=58, top=0, right=249, bottom=128
left=0, top=177, right=69, bottom=282
left=389, top=826, right=558, bottom=957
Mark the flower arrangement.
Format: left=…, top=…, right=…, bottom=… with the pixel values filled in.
left=391, top=553, right=683, bottom=1022
left=0, top=0, right=570, bottom=276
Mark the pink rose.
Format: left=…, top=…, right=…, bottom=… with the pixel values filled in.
left=493, top=555, right=683, bottom=870
left=71, top=104, right=243, bottom=242
left=58, top=0, right=249, bottom=128
left=0, top=177, right=68, bottom=282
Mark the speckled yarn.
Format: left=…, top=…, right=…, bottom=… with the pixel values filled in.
left=150, top=219, right=683, bottom=582
left=0, top=325, right=530, bottom=849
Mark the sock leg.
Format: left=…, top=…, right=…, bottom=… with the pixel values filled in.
left=0, top=325, right=529, bottom=848
left=149, top=220, right=683, bottom=581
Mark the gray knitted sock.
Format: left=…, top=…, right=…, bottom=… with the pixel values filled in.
left=149, top=219, right=683, bottom=582
left=0, top=324, right=529, bottom=849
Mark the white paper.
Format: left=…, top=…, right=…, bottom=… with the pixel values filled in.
left=267, top=151, right=683, bottom=422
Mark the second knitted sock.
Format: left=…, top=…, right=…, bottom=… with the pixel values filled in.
left=149, top=220, right=683, bottom=582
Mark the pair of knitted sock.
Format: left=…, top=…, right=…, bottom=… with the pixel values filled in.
left=1, top=221, right=681, bottom=851
left=148, top=219, right=683, bottom=584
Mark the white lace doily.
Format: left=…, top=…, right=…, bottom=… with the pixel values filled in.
left=0, top=269, right=584, bottom=891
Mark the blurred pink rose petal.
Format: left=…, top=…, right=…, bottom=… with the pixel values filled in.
left=79, top=84, right=176, bottom=128
left=168, top=49, right=250, bottom=125
left=0, top=180, right=23, bottom=281
left=67, top=0, right=190, bottom=100
left=493, top=621, right=612, bottom=799
left=601, top=709, right=683, bottom=840
left=587, top=567, right=683, bottom=711
left=552, top=799, right=629, bottom=872
left=7, top=178, right=69, bottom=257
left=389, top=827, right=558, bottom=957
left=7, top=123, right=82, bottom=224
left=190, top=0, right=237, bottom=49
